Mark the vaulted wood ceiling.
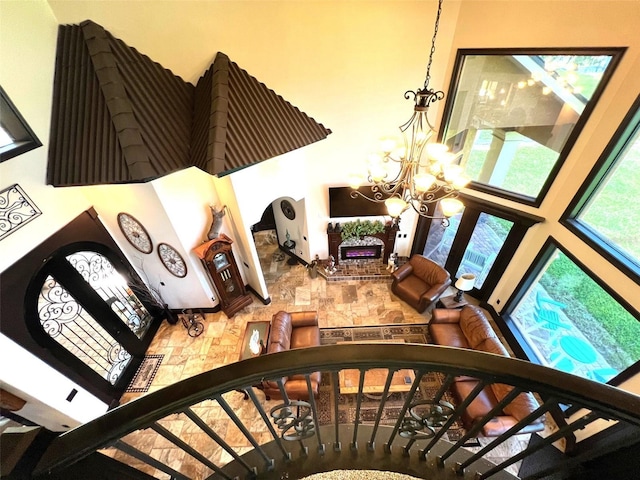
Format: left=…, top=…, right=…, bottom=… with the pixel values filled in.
left=47, top=20, right=331, bottom=186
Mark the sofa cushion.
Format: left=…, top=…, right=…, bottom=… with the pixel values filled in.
left=475, top=336, right=509, bottom=357
left=491, top=383, right=543, bottom=423
left=291, top=325, right=320, bottom=350
left=459, top=306, right=497, bottom=349
left=394, top=275, right=428, bottom=303
left=410, top=255, right=450, bottom=286
left=451, top=379, right=499, bottom=427
left=268, top=311, right=292, bottom=352
left=429, top=323, right=471, bottom=349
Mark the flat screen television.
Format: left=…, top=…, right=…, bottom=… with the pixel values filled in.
left=329, top=186, right=389, bottom=218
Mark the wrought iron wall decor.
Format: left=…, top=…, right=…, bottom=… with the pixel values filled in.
left=117, top=212, right=153, bottom=254
left=157, top=243, right=188, bottom=278
left=0, top=183, right=42, bottom=240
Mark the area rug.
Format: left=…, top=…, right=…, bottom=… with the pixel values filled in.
left=317, top=325, right=471, bottom=444
left=126, top=354, right=164, bottom=393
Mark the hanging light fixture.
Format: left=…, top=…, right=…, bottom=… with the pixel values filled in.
left=350, top=0, right=469, bottom=226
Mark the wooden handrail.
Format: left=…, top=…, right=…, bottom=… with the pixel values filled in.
left=33, top=343, right=640, bottom=477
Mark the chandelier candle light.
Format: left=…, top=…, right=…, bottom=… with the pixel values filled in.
left=350, top=0, right=469, bottom=225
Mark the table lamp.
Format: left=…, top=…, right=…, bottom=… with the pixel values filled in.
left=454, top=273, right=476, bottom=302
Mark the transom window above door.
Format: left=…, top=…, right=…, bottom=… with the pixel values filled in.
left=440, top=48, right=624, bottom=206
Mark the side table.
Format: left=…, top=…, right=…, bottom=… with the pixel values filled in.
left=437, top=294, right=469, bottom=309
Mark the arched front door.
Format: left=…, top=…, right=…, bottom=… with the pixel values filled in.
left=24, top=242, right=163, bottom=399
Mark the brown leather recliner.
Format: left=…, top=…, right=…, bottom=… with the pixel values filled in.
left=261, top=311, right=321, bottom=401
left=391, top=254, right=451, bottom=313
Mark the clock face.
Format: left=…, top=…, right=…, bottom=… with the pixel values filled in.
left=157, top=243, right=187, bottom=278
left=280, top=200, right=296, bottom=220
left=117, top=213, right=153, bottom=254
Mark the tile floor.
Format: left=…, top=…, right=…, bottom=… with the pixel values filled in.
left=115, top=231, right=534, bottom=478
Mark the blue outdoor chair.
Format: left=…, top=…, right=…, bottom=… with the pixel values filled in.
left=550, top=351, right=575, bottom=373
left=534, top=291, right=571, bottom=331
left=587, top=367, right=618, bottom=383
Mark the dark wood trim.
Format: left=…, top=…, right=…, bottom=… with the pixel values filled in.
left=439, top=47, right=626, bottom=208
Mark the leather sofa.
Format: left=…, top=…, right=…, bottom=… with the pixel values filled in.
left=391, top=254, right=451, bottom=313
left=261, top=310, right=321, bottom=401
left=429, top=305, right=545, bottom=437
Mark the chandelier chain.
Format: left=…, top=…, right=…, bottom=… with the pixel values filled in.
left=424, top=0, right=444, bottom=91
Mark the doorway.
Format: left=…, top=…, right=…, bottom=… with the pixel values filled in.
left=24, top=242, right=162, bottom=398
left=0, top=209, right=163, bottom=405
left=412, top=197, right=542, bottom=301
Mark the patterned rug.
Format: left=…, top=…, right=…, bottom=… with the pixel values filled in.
left=126, top=354, right=164, bottom=393
left=317, top=325, right=470, bottom=443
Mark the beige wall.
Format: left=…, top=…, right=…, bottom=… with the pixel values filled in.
left=2, top=0, right=640, bottom=431
left=444, top=1, right=640, bottom=316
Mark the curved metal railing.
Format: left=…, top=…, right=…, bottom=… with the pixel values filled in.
left=33, top=344, right=640, bottom=479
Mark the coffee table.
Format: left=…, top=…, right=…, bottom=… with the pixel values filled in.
left=338, top=368, right=416, bottom=395
left=239, top=321, right=270, bottom=360
left=238, top=321, right=270, bottom=399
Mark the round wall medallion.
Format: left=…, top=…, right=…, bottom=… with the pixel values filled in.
left=117, top=213, right=153, bottom=254
left=280, top=199, right=296, bottom=220
left=157, top=243, right=188, bottom=278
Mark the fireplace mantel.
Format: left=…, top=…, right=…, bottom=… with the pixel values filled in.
left=327, top=222, right=399, bottom=265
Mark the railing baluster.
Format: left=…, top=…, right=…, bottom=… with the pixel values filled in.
left=276, top=378, right=290, bottom=405
left=476, top=411, right=602, bottom=479
left=245, top=387, right=292, bottom=461
left=385, top=368, right=426, bottom=452
left=182, top=407, right=256, bottom=475
left=113, top=439, right=190, bottom=480
left=438, top=386, right=524, bottom=466
left=31, top=344, right=640, bottom=480
left=351, top=368, right=366, bottom=451
left=421, top=380, right=488, bottom=459
left=368, top=368, right=395, bottom=452
left=214, top=394, right=275, bottom=471
left=149, top=422, right=232, bottom=480
left=455, top=399, right=556, bottom=475
left=332, top=370, right=341, bottom=452
left=305, top=373, right=325, bottom=455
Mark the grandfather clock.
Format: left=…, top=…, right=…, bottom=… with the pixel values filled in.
left=195, top=234, right=252, bottom=318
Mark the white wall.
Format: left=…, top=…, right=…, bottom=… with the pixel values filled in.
left=0, top=0, right=110, bottom=428
left=0, top=336, right=107, bottom=431
left=0, top=0, right=92, bottom=274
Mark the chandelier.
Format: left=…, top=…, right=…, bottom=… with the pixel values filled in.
left=350, top=0, right=469, bottom=225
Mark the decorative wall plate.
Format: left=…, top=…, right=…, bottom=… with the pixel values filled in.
left=157, top=243, right=187, bottom=278
left=117, top=213, right=153, bottom=254
left=280, top=199, right=296, bottom=220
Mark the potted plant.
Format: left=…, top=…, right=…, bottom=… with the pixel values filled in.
left=340, top=219, right=385, bottom=241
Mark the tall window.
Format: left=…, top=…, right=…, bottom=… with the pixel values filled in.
left=441, top=49, right=623, bottom=205
left=506, top=242, right=639, bottom=384
left=0, top=86, right=42, bottom=162
left=564, top=94, right=640, bottom=279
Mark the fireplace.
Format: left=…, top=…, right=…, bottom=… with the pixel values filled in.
left=328, top=221, right=399, bottom=265
left=340, top=245, right=382, bottom=261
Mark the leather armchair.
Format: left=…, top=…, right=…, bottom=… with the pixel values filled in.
left=261, top=311, right=321, bottom=401
left=391, top=254, right=451, bottom=313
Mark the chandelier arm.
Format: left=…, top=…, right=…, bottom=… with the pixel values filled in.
left=370, top=178, right=407, bottom=197
left=350, top=189, right=387, bottom=203
left=408, top=199, right=451, bottom=227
